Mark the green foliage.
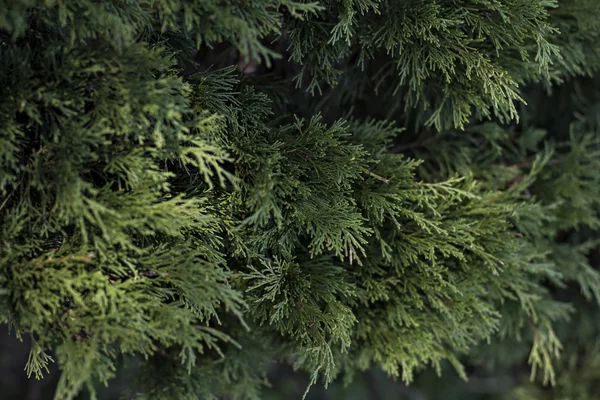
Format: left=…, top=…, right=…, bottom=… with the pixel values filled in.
left=1, top=0, right=599, bottom=399
left=287, top=0, right=561, bottom=130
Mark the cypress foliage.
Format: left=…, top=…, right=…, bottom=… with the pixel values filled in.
left=0, top=1, right=599, bottom=399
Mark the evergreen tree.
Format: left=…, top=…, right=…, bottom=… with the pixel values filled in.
left=0, top=1, right=599, bottom=399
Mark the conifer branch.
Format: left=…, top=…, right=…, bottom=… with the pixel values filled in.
left=1, top=1, right=599, bottom=399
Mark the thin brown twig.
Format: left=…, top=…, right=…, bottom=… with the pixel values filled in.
left=510, top=157, right=564, bottom=170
